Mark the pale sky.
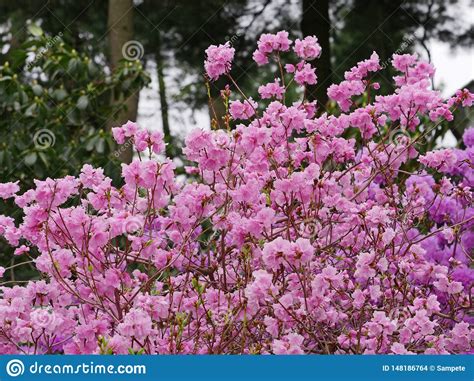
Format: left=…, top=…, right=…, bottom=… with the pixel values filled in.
left=429, top=41, right=474, bottom=97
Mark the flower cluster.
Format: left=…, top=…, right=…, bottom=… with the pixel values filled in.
left=327, top=52, right=380, bottom=112
left=204, top=42, right=235, bottom=81
left=0, top=31, right=473, bottom=355
left=253, top=31, right=292, bottom=65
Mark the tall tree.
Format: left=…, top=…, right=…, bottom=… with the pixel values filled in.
left=155, top=30, right=173, bottom=157
left=107, top=0, right=138, bottom=163
left=301, top=0, right=332, bottom=110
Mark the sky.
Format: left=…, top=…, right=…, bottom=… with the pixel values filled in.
left=429, top=40, right=474, bottom=97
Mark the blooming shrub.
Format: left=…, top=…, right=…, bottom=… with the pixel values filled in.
left=0, top=31, right=473, bottom=355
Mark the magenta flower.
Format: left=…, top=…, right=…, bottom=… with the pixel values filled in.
left=204, top=42, right=235, bottom=81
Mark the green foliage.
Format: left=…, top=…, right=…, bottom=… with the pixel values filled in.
left=0, top=26, right=150, bottom=186
left=0, top=25, right=150, bottom=281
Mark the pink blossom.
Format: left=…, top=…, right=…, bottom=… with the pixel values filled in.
left=229, top=98, right=257, bottom=120
left=294, top=36, right=321, bottom=60
left=14, top=245, right=30, bottom=256
left=273, top=333, right=305, bottom=354
left=0, top=30, right=471, bottom=356
left=258, top=79, right=285, bottom=100
left=253, top=31, right=292, bottom=66
left=463, top=127, right=474, bottom=147
left=0, top=181, right=19, bottom=199
left=294, top=62, right=317, bottom=86
left=117, top=308, right=153, bottom=340
left=204, top=42, right=235, bottom=81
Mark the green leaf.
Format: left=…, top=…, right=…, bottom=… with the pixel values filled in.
left=32, top=84, right=43, bottom=96
left=27, top=24, right=43, bottom=37
left=87, top=61, right=98, bottom=76
left=85, top=135, right=98, bottom=151
left=54, top=89, right=68, bottom=101
left=122, top=79, right=132, bottom=90
left=76, top=95, right=89, bottom=110
left=24, top=103, right=37, bottom=117
left=95, top=138, right=105, bottom=153
left=38, top=151, right=50, bottom=167
left=67, top=58, right=79, bottom=74
left=24, top=152, right=37, bottom=165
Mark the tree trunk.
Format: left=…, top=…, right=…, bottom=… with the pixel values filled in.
left=107, top=0, right=137, bottom=163
left=155, top=32, right=173, bottom=158
left=301, top=0, right=331, bottom=111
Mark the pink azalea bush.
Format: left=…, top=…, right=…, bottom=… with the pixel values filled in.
left=0, top=31, right=473, bottom=355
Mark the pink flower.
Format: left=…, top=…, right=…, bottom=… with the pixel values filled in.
left=328, top=52, right=380, bottom=111
left=204, top=42, right=235, bottom=81
left=463, top=127, right=474, bottom=147
left=150, top=131, right=165, bottom=154
left=289, top=238, right=313, bottom=265
left=391, top=343, right=414, bottom=354
left=112, top=121, right=139, bottom=144
left=229, top=98, right=257, bottom=120
left=14, top=245, right=30, bottom=256
left=273, top=333, right=305, bottom=354
left=352, top=289, right=366, bottom=309
left=262, top=237, right=292, bottom=270
left=0, top=181, right=19, bottom=199
left=294, top=36, right=321, bottom=60
left=134, top=129, right=149, bottom=152
left=245, top=270, right=276, bottom=305
left=252, top=50, right=269, bottom=65
left=79, top=164, right=104, bottom=188
left=258, top=79, right=285, bottom=100
left=117, top=308, right=153, bottom=340
left=112, top=126, right=126, bottom=144
left=121, top=160, right=158, bottom=188
left=392, top=53, right=418, bottom=72
left=253, top=31, right=292, bottom=66
left=419, top=149, right=458, bottom=173
left=294, top=62, right=317, bottom=86
left=30, top=308, right=58, bottom=331
left=0, top=30, right=472, bottom=356
left=433, top=274, right=464, bottom=294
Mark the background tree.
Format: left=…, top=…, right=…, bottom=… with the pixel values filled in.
left=0, top=26, right=149, bottom=281
left=107, top=0, right=138, bottom=163
left=301, top=0, right=331, bottom=109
